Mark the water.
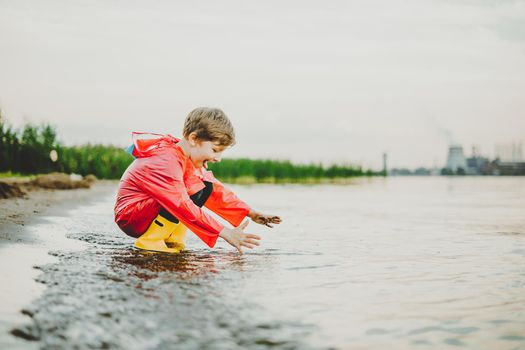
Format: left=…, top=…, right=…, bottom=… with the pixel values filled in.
left=9, top=177, right=525, bottom=349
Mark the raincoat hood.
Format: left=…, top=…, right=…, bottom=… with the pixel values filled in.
left=129, top=132, right=180, bottom=158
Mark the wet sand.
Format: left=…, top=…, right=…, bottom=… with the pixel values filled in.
left=0, top=181, right=118, bottom=349
left=0, top=180, right=116, bottom=245
left=1, top=182, right=323, bottom=350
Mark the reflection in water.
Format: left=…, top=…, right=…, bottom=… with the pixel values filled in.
left=112, top=249, right=246, bottom=281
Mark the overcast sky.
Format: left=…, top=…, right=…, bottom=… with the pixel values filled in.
left=0, top=0, right=524, bottom=169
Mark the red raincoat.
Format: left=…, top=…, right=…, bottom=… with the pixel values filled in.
left=114, top=132, right=251, bottom=248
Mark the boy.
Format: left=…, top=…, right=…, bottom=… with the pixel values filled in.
left=114, top=107, right=281, bottom=254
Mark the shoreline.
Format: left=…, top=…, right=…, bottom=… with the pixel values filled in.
left=0, top=180, right=118, bottom=349
left=0, top=179, right=116, bottom=245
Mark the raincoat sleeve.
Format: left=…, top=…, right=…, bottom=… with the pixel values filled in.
left=205, top=175, right=251, bottom=227
left=135, top=154, right=224, bottom=248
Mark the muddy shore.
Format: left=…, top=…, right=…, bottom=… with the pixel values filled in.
left=0, top=179, right=119, bottom=350
left=0, top=177, right=114, bottom=246
left=1, top=178, right=322, bottom=350
left=0, top=180, right=322, bottom=350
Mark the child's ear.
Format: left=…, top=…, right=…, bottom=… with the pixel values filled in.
left=188, top=132, right=199, bottom=146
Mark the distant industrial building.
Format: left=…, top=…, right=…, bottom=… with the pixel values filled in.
left=466, top=148, right=490, bottom=175
left=486, top=160, right=525, bottom=176
left=390, top=142, right=525, bottom=176
left=446, top=142, right=525, bottom=176
left=495, top=142, right=523, bottom=162
left=491, top=141, right=525, bottom=175
left=446, top=145, right=467, bottom=173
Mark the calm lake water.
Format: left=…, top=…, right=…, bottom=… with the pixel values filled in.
left=10, top=177, right=525, bottom=349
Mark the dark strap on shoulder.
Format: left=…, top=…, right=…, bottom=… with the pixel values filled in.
left=159, top=181, right=213, bottom=223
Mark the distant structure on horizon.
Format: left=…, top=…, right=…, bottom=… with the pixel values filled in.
left=446, top=142, right=525, bottom=176
left=382, top=153, right=388, bottom=175
left=446, top=145, right=467, bottom=173
left=495, top=142, right=523, bottom=162
left=389, top=141, right=525, bottom=176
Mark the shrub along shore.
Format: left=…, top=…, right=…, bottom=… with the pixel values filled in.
left=0, top=116, right=382, bottom=182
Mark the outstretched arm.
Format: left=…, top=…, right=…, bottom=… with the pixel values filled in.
left=204, top=177, right=251, bottom=226
left=204, top=174, right=282, bottom=228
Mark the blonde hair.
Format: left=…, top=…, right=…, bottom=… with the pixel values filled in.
left=183, top=107, right=236, bottom=146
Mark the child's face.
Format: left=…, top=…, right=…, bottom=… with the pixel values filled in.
left=190, top=139, right=227, bottom=168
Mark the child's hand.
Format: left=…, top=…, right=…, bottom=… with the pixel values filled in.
left=219, top=220, right=261, bottom=254
left=248, top=210, right=282, bottom=228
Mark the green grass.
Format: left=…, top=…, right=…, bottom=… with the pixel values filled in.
left=1, top=114, right=383, bottom=182
left=0, top=171, right=38, bottom=180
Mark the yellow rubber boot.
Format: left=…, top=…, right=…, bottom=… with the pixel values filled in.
left=134, top=215, right=183, bottom=253
left=165, top=223, right=187, bottom=252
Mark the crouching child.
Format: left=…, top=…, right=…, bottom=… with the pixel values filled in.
left=114, top=107, right=281, bottom=254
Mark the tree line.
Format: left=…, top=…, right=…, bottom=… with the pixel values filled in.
left=1, top=115, right=380, bottom=181
left=206, top=159, right=376, bottom=183
left=0, top=115, right=132, bottom=179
